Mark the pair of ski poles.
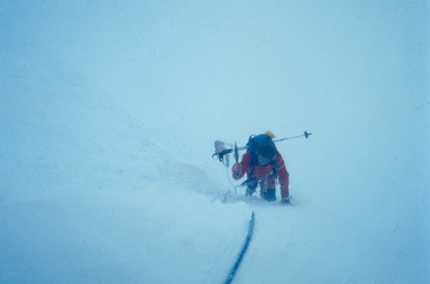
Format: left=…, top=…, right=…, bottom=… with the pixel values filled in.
left=212, top=131, right=312, bottom=163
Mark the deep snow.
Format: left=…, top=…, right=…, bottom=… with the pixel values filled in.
left=1, top=1, right=429, bottom=283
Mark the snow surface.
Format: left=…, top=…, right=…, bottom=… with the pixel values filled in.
left=1, top=1, right=429, bottom=283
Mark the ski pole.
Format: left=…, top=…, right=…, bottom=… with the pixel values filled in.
left=234, top=142, right=239, bottom=163
left=272, top=131, right=312, bottom=143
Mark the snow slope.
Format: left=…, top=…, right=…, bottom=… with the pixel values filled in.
left=1, top=1, right=429, bottom=283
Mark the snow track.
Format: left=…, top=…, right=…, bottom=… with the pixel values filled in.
left=225, top=211, right=255, bottom=284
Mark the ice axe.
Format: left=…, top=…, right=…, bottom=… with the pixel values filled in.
left=212, top=131, right=312, bottom=162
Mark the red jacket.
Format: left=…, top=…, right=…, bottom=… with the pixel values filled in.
left=232, top=151, right=290, bottom=198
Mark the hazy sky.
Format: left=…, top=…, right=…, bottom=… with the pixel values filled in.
left=1, top=1, right=428, bottom=180
left=2, top=0, right=429, bottom=190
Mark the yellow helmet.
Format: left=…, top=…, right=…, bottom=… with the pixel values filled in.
left=264, top=130, right=276, bottom=138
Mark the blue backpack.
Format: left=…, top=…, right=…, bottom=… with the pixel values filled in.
left=246, top=134, right=277, bottom=155
left=246, top=134, right=277, bottom=169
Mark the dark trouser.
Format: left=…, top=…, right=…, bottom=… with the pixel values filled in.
left=246, top=182, right=257, bottom=196
left=246, top=183, right=276, bottom=202
left=261, top=188, right=276, bottom=201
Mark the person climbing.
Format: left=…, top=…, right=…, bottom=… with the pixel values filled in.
left=231, top=131, right=290, bottom=204
left=214, top=140, right=230, bottom=167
